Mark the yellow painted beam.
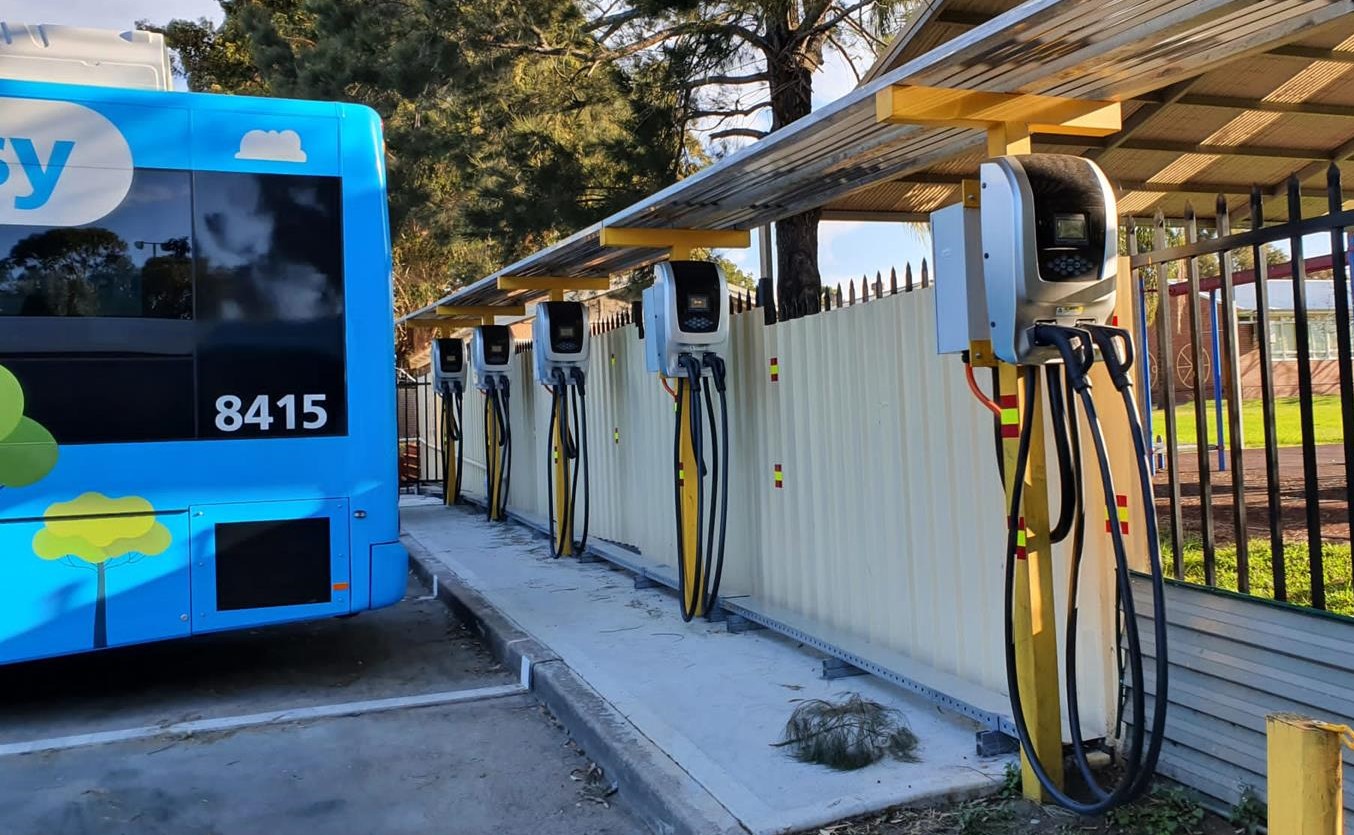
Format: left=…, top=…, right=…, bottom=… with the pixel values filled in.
left=876, top=85, right=1121, bottom=138
left=436, top=304, right=526, bottom=318
left=1268, top=715, right=1345, bottom=835
left=600, top=226, right=751, bottom=262
left=987, top=121, right=1032, bottom=158
left=497, top=276, right=611, bottom=292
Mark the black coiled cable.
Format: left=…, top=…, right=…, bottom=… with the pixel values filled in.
left=545, top=368, right=591, bottom=558
left=1002, top=324, right=1168, bottom=814
left=441, top=382, right=464, bottom=505
left=669, top=353, right=730, bottom=621
left=484, top=375, right=511, bottom=522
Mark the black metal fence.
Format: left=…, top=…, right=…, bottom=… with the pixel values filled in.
left=397, top=373, right=441, bottom=492
left=1128, top=164, right=1354, bottom=616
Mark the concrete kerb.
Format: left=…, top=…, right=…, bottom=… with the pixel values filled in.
left=404, top=534, right=749, bottom=835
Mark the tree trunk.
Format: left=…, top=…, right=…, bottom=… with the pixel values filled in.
left=766, top=25, right=823, bottom=318
left=94, top=561, right=107, bottom=649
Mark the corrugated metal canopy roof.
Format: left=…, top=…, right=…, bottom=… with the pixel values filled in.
left=403, top=0, right=1354, bottom=323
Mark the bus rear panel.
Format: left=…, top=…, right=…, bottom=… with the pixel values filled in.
left=0, top=79, right=405, bottom=665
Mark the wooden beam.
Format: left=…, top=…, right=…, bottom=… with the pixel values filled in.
left=1089, top=76, right=1202, bottom=160
left=1116, top=179, right=1354, bottom=200
left=819, top=210, right=930, bottom=223
left=402, top=317, right=482, bottom=328
left=1042, top=133, right=1331, bottom=161
left=1269, top=44, right=1354, bottom=64
left=875, top=85, right=1121, bottom=137
left=497, top=276, right=611, bottom=292
left=599, top=226, right=750, bottom=261
left=934, top=8, right=991, bottom=27
left=435, top=304, right=527, bottom=317
left=1157, top=93, right=1354, bottom=119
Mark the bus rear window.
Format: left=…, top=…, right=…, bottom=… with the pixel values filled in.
left=0, top=169, right=348, bottom=445
left=0, top=169, right=192, bottom=319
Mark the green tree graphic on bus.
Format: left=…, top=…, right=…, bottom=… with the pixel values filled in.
left=0, top=364, right=58, bottom=489
left=33, top=493, right=172, bottom=649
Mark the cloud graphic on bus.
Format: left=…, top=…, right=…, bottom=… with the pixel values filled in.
left=235, top=129, right=307, bottom=163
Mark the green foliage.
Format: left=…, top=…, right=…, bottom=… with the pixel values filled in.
left=148, top=0, right=686, bottom=352
left=1167, top=535, right=1354, bottom=616
left=1228, top=786, right=1266, bottom=834
left=1106, top=785, right=1206, bottom=835
left=999, top=761, right=1022, bottom=798
left=950, top=800, right=1017, bottom=835
left=1152, top=394, right=1344, bottom=450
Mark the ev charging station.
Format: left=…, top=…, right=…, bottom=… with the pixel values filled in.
left=642, top=261, right=732, bottom=621
left=471, top=325, right=514, bottom=522
left=431, top=337, right=467, bottom=506
left=933, top=154, right=1168, bottom=813
left=532, top=302, right=591, bottom=557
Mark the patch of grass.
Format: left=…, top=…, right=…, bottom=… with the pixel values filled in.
left=1151, top=395, right=1344, bottom=449
left=1166, top=536, right=1354, bottom=616
left=1228, top=786, right=1266, bottom=835
left=820, top=786, right=1238, bottom=834
left=1106, top=786, right=1207, bottom=835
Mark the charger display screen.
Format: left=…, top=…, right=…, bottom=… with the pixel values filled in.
left=556, top=325, right=578, bottom=338
left=686, top=294, right=712, bottom=311
left=1054, top=213, right=1088, bottom=244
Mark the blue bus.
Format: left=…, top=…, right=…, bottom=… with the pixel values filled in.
left=0, top=78, right=406, bottom=665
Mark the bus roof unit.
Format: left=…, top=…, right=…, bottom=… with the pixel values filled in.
left=0, top=22, right=171, bottom=91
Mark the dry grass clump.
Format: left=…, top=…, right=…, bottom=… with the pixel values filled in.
left=777, top=694, right=920, bottom=771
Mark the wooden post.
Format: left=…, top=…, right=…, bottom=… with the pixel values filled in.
left=999, top=363, right=1064, bottom=802
left=677, top=379, right=702, bottom=616
left=553, top=389, right=573, bottom=555
left=486, top=395, right=503, bottom=521
left=1267, top=715, right=1345, bottom=835
left=443, top=396, right=457, bottom=507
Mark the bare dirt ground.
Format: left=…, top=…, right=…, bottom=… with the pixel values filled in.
left=1155, top=443, right=1349, bottom=545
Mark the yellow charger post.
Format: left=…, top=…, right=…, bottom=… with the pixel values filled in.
left=467, top=318, right=517, bottom=523
left=508, top=276, right=606, bottom=559
left=552, top=387, right=574, bottom=556
left=884, top=86, right=1122, bottom=803
left=997, top=360, right=1064, bottom=800
left=600, top=226, right=748, bottom=619
left=675, top=376, right=700, bottom=614
left=485, top=396, right=503, bottom=521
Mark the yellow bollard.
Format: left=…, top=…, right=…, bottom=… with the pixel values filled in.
left=1267, top=714, right=1347, bottom=835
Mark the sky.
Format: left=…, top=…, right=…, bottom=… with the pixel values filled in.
left=6, top=1, right=929, bottom=291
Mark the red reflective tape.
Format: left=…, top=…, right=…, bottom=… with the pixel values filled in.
left=998, top=394, right=1019, bottom=409
left=1117, top=494, right=1129, bottom=508
left=1001, top=424, right=1021, bottom=438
